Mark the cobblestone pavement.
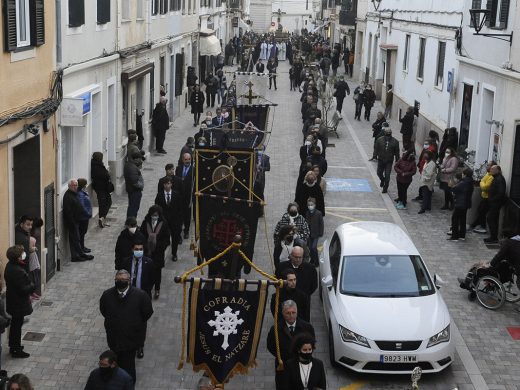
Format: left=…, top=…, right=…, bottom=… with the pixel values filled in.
left=3, top=63, right=519, bottom=389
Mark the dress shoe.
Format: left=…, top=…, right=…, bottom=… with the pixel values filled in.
left=81, top=254, right=94, bottom=260
left=98, top=218, right=105, bottom=228
left=71, top=257, right=87, bottom=262
left=484, top=238, right=498, bottom=244
left=154, top=290, right=160, bottom=300
left=380, top=180, right=384, bottom=188
left=183, top=232, right=189, bottom=239
left=440, top=205, right=449, bottom=210
left=172, top=255, right=178, bottom=262
left=11, top=350, right=30, bottom=358
left=83, top=247, right=92, bottom=253
left=137, top=348, right=144, bottom=359
left=382, top=188, right=388, bottom=193
left=418, top=209, right=425, bottom=214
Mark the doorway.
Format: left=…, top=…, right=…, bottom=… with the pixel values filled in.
left=91, top=92, right=102, bottom=155
left=459, top=84, right=473, bottom=150
left=13, top=135, right=41, bottom=222
left=476, top=88, right=494, bottom=165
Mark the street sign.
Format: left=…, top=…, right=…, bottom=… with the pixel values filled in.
left=447, top=70, right=454, bottom=93
left=60, top=98, right=84, bottom=127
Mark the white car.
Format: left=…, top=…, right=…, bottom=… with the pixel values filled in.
left=319, top=221, right=454, bottom=374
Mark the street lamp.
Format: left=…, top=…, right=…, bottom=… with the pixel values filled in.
left=469, top=9, right=513, bottom=45
left=371, top=0, right=381, bottom=11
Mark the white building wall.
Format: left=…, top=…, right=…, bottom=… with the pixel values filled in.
left=250, top=0, right=272, bottom=32
left=272, top=0, right=313, bottom=34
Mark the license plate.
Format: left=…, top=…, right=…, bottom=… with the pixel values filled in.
left=379, top=354, right=417, bottom=363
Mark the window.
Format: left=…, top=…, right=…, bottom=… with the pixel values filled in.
left=97, top=0, right=110, bottom=24
left=402, top=34, right=410, bottom=71
left=122, top=0, right=129, bottom=19
left=486, top=0, right=510, bottom=29
left=3, top=0, right=45, bottom=51
left=417, top=37, right=426, bottom=79
left=68, top=0, right=85, bottom=27
left=435, top=41, right=446, bottom=87
left=136, top=0, right=144, bottom=18
left=160, top=0, right=168, bottom=13
left=328, top=0, right=335, bottom=8
left=151, top=0, right=158, bottom=15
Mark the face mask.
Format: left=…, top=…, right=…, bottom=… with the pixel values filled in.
left=289, top=209, right=298, bottom=217
left=199, top=142, right=206, bottom=147
left=99, top=366, right=114, bottom=379
left=115, top=280, right=129, bottom=291
left=206, top=120, right=212, bottom=125
left=445, top=153, right=450, bottom=157
left=128, top=227, right=137, bottom=234
left=423, top=144, right=429, bottom=149
left=223, top=112, right=229, bottom=118
left=299, top=352, right=313, bottom=363
left=308, top=204, right=316, bottom=211
left=21, top=252, right=27, bottom=261
left=305, top=180, right=316, bottom=187
left=151, top=215, right=159, bottom=222
left=305, top=141, right=311, bottom=146
left=133, top=250, right=144, bottom=258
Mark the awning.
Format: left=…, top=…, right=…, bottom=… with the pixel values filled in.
left=121, top=62, right=155, bottom=83
left=380, top=43, right=398, bottom=51
left=199, top=29, right=221, bottom=56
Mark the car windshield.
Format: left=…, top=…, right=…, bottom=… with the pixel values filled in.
left=339, top=255, right=435, bottom=297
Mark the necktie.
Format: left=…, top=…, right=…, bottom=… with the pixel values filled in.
left=166, top=193, right=171, bottom=204
left=183, top=167, right=188, bottom=178
left=289, top=325, right=295, bottom=335
left=132, top=258, right=138, bottom=287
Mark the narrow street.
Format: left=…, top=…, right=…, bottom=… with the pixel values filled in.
left=3, top=62, right=520, bottom=390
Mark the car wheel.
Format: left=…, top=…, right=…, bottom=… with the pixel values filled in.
left=328, top=323, right=340, bottom=368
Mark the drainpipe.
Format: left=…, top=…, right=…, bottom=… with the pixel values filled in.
left=55, top=0, right=62, bottom=67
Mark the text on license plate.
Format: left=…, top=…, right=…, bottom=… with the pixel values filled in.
left=380, top=354, right=417, bottom=363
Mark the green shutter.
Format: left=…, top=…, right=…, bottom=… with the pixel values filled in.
left=3, top=0, right=17, bottom=51
left=30, top=0, right=45, bottom=46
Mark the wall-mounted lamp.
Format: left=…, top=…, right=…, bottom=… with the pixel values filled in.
left=25, top=124, right=40, bottom=136
left=469, top=9, right=513, bottom=45
left=371, top=0, right=381, bottom=11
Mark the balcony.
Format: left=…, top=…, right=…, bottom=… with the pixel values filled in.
left=339, top=0, right=356, bottom=26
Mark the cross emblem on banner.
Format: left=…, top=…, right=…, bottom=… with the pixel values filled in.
left=208, top=306, right=244, bottom=350
left=213, top=218, right=243, bottom=246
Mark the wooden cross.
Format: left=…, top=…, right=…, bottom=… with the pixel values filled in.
left=245, top=80, right=258, bottom=104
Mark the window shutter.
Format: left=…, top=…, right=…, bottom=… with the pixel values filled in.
left=3, top=0, right=17, bottom=51
left=68, top=0, right=85, bottom=27
left=499, top=0, right=510, bottom=29
left=30, top=0, right=45, bottom=46
left=152, top=0, right=158, bottom=15
left=97, top=0, right=110, bottom=24
left=175, top=53, right=184, bottom=96
left=485, top=0, right=497, bottom=27
left=470, top=0, right=482, bottom=27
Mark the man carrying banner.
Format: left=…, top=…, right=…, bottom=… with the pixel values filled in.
left=267, top=300, right=315, bottom=390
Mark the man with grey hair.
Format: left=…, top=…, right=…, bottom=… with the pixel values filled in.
left=267, top=299, right=315, bottom=390
left=100, top=270, right=154, bottom=384
left=63, top=179, right=94, bottom=262
left=276, top=246, right=317, bottom=298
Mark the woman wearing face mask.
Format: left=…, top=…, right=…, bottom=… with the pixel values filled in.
left=273, top=203, right=310, bottom=267
left=115, top=217, right=145, bottom=271
left=294, top=171, right=325, bottom=216
left=140, top=206, right=171, bottom=300
left=439, top=148, right=459, bottom=210
left=393, top=150, right=417, bottom=210
left=282, top=333, right=326, bottom=390
left=189, top=84, right=205, bottom=126
left=299, top=135, right=315, bottom=164
left=312, top=165, right=326, bottom=195
left=4, top=245, right=35, bottom=358
left=305, top=197, right=324, bottom=267
left=413, top=140, right=438, bottom=201
left=363, top=83, right=376, bottom=121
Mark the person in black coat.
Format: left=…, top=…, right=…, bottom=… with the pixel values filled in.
left=282, top=333, right=327, bottom=390
left=294, top=171, right=325, bottom=216
left=5, top=245, right=34, bottom=358
left=363, top=84, right=376, bottom=121
left=84, top=349, right=134, bottom=390
left=439, top=127, right=459, bottom=163
left=267, top=300, right=315, bottom=390
left=270, top=268, right=310, bottom=322
left=307, top=146, right=327, bottom=176
left=333, top=75, right=350, bottom=114
left=115, top=217, right=144, bottom=271
left=63, top=179, right=93, bottom=262
left=151, top=97, right=170, bottom=154
left=255, top=60, right=265, bottom=73
left=124, top=153, right=144, bottom=218
left=100, top=270, right=154, bottom=384
left=175, top=153, right=194, bottom=240
left=369, top=113, right=387, bottom=161
left=154, top=177, right=183, bottom=261
left=204, top=73, right=218, bottom=108
left=14, top=216, right=32, bottom=273
left=399, top=106, right=415, bottom=151
left=490, top=233, right=520, bottom=270
left=189, top=85, right=205, bottom=126
left=157, top=163, right=184, bottom=195
left=449, top=169, right=474, bottom=241
left=485, top=165, right=507, bottom=244
left=276, top=247, right=318, bottom=297
left=140, top=205, right=170, bottom=299
left=91, top=152, right=113, bottom=228
left=120, top=240, right=154, bottom=298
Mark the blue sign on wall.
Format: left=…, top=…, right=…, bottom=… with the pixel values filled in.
left=447, top=71, right=454, bottom=93
left=327, top=178, right=372, bottom=192
left=79, top=92, right=91, bottom=115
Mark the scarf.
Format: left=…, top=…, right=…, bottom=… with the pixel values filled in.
left=146, top=221, right=163, bottom=255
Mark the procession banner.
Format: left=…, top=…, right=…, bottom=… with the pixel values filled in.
left=187, top=278, right=269, bottom=385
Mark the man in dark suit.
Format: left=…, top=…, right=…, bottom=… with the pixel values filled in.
left=276, top=246, right=318, bottom=297
left=120, top=241, right=154, bottom=298
left=254, top=147, right=270, bottom=202
left=154, top=177, right=183, bottom=261
left=100, top=270, right=154, bottom=384
left=175, top=153, right=194, bottom=240
left=211, top=108, right=225, bottom=128
left=270, top=268, right=310, bottom=322
left=157, top=163, right=183, bottom=195
left=267, top=299, right=315, bottom=390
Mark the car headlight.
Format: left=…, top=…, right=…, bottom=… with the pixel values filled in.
left=427, top=324, right=450, bottom=348
left=339, top=325, right=370, bottom=348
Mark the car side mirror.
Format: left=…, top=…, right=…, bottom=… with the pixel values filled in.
left=322, top=275, right=333, bottom=290
left=434, top=274, right=444, bottom=289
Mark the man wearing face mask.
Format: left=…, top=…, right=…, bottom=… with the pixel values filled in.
left=276, top=247, right=318, bottom=297
left=5, top=245, right=35, bottom=358
left=115, top=217, right=145, bottom=270
left=124, top=152, right=144, bottom=218
left=84, top=350, right=134, bottom=390
left=100, top=270, right=153, bottom=384
left=374, top=127, right=400, bottom=193
left=273, top=203, right=310, bottom=266
left=295, top=171, right=325, bottom=216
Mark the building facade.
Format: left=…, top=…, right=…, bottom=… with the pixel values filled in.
left=0, top=0, right=58, bottom=288
left=271, top=0, right=314, bottom=34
